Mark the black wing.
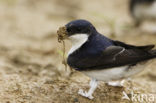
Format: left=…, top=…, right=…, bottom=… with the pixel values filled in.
left=113, top=40, right=155, bottom=51
left=71, top=41, right=156, bottom=71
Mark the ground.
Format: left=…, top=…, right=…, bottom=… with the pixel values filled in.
left=0, top=0, right=156, bottom=103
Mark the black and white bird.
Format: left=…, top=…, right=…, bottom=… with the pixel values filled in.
left=63, top=19, right=156, bottom=99
left=130, top=0, right=156, bottom=27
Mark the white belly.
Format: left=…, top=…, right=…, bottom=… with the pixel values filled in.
left=82, top=63, right=146, bottom=82
left=134, top=2, right=156, bottom=20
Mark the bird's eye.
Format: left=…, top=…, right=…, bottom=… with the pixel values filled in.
left=77, top=28, right=81, bottom=31
left=67, top=28, right=71, bottom=32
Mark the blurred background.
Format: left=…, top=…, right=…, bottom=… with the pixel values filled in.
left=0, top=0, right=156, bottom=103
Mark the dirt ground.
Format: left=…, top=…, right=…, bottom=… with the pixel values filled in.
left=0, top=0, right=156, bottom=103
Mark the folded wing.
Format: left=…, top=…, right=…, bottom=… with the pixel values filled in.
left=74, top=41, right=156, bottom=71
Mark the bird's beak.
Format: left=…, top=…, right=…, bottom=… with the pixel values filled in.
left=57, top=26, right=68, bottom=42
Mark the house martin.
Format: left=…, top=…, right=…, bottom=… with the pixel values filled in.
left=130, top=0, right=156, bottom=27
left=57, top=19, right=156, bottom=99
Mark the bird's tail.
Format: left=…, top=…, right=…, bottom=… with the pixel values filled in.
left=149, top=49, right=156, bottom=57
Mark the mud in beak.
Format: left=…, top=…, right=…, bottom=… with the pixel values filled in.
left=57, top=26, right=68, bottom=42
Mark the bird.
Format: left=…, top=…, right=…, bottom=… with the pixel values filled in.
left=61, top=19, right=156, bottom=99
left=129, top=0, right=156, bottom=27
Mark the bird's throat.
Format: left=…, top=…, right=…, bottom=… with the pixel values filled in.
left=68, top=34, right=89, bottom=55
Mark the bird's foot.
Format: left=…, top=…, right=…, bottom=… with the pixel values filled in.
left=107, top=80, right=125, bottom=87
left=78, top=89, right=94, bottom=99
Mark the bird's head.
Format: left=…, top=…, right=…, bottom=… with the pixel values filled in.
left=57, top=19, right=96, bottom=44
left=65, top=19, right=96, bottom=36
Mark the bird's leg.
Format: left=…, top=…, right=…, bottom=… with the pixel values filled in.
left=78, top=78, right=98, bottom=99
left=107, top=80, right=125, bottom=87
